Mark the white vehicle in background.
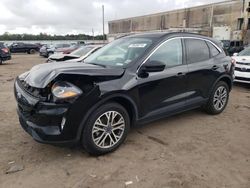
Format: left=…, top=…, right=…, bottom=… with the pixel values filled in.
left=232, top=47, right=250, bottom=84
left=47, top=45, right=103, bottom=63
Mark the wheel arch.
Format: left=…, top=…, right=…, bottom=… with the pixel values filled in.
left=212, top=75, right=233, bottom=92
left=219, top=76, right=233, bottom=91
left=76, top=93, right=139, bottom=141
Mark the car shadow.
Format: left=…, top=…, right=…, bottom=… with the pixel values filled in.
left=24, top=108, right=204, bottom=159
left=233, top=82, right=250, bottom=89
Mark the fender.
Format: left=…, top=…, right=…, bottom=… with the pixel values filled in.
left=76, top=93, right=139, bottom=141
left=209, top=74, right=233, bottom=96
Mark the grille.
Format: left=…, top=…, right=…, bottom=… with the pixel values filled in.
left=235, top=77, right=250, bottom=81
left=235, top=67, right=250, bottom=72
left=17, top=78, right=48, bottom=100
left=237, top=62, right=250, bottom=66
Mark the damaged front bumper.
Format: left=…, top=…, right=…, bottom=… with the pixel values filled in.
left=14, top=79, right=77, bottom=145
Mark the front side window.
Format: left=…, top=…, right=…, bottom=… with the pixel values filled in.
left=149, top=38, right=183, bottom=68
left=185, top=39, right=210, bottom=64
left=85, top=37, right=153, bottom=67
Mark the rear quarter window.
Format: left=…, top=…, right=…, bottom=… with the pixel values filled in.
left=206, top=42, right=220, bottom=57
left=185, top=39, right=210, bottom=64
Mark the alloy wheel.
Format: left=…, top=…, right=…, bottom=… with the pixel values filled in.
left=92, top=111, right=125, bottom=149
left=213, top=86, right=228, bottom=111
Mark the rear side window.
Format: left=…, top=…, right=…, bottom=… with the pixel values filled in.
left=206, top=42, right=220, bottom=57
left=185, top=39, right=210, bottom=64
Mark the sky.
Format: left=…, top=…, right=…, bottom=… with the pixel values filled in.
left=0, top=0, right=224, bottom=35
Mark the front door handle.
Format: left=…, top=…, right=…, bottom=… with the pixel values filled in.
left=176, top=72, right=185, bottom=77
left=212, top=65, right=219, bottom=70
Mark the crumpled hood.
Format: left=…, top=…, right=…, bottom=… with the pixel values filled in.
left=49, top=54, right=79, bottom=60
left=19, top=62, right=124, bottom=88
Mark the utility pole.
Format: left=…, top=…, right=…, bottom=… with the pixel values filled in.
left=210, top=4, right=214, bottom=37
left=102, top=5, right=105, bottom=43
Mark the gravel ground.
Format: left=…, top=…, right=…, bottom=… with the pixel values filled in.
left=0, top=54, right=249, bottom=188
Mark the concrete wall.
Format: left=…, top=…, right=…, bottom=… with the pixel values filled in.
left=108, top=0, right=250, bottom=44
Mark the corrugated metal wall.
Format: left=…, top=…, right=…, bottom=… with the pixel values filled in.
left=108, top=0, right=246, bottom=42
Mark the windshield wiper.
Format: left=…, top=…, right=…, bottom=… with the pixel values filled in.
left=88, top=63, right=106, bottom=68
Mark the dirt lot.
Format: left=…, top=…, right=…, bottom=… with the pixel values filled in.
left=0, top=54, right=249, bottom=188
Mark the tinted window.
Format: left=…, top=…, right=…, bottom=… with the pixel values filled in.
left=149, top=38, right=183, bottom=68
left=207, top=42, right=220, bottom=57
left=185, top=39, right=210, bottom=64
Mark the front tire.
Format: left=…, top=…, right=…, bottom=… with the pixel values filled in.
left=81, top=102, right=130, bottom=155
left=204, top=81, right=229, bottom=115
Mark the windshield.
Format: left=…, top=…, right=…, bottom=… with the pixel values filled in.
left=84, top=37, right=153, bottom=67
left=72, top=46, right=94, bottom=57
left=238, top=47, right=250, bottom=56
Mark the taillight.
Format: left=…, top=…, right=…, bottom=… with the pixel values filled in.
left=231, top=58, right=236, bottom=66
left=2, top=48, right=9, bottom=53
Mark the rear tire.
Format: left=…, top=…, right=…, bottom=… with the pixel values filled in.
left=0, top=58, right=2, bottom=65
left=81, top=102, right=130, bottom=155
left=29, top=49, right=36, bottom=54
left=204, top=81, right=229, bottom=115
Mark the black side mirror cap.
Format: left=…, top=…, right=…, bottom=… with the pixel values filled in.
left=141, top=60, right=165, bottom=72
left=138, top=60, right=165, bottom=78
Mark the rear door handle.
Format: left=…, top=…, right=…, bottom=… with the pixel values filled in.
left=212, top=65, right=219, bottom=70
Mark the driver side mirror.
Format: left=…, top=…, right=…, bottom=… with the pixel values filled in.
left=138, top=60, right=165, bottom=78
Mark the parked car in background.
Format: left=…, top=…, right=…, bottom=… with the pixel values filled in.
left=34, top=43, right=44, bottom=49
left=232, top=47, right=250, bottom=83
left=47, top=45, right=103, bottom=63
left=53, top=44, right=79, bottom=55
left=222, top=40, right=244, bottom=56
left=9, top=42, right=39, bottom=54
left=14, top=32, right=234, bottom=155
left=0, top=42, right=11, bottom=65
left=39, top=43, right=71, bottom=58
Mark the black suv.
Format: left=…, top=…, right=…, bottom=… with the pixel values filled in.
left=14, top=33, right=234, bottom=155
left=9, top=42, right=39, bottom=54
left=0, top=42, right=11, bottom=64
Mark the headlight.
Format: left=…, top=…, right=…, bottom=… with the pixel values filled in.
left=51, top=81, right=82, bottom=101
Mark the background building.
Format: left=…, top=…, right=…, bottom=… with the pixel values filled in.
left=108, top=0, right=250, bottom=45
